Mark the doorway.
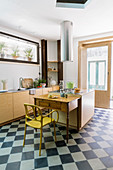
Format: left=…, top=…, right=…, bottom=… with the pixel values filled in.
left=110, top=42, right=113, bottom=108
left=78, top=42, right=111, bottom=109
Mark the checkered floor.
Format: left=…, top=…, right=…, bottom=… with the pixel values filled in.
left=0, top=108, right=113, bottom=170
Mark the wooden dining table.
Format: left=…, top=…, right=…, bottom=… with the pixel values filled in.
left=34, top=94, right=80, bottom=143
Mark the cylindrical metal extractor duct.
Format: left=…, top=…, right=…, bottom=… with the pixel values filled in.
left=61, top=21, right=73, bottom=62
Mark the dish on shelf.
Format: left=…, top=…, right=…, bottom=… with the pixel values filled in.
left=48, top=68, right=52, bottom=71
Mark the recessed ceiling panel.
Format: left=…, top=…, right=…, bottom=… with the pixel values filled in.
left=56, top=0, right=91, bottom=8
left=57, top=0, right=88, bottom=4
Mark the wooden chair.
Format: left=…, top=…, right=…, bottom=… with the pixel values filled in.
left=23, top=103, right=59, bottom=156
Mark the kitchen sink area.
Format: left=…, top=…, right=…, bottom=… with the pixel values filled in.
left=0, top=88, right=41, bottom=94
left=3, top=88, right=38, bottom=94
left=0, top=77, right=45, bottom=93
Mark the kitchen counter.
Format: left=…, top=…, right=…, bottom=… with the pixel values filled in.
left=0, top=85, right=59, bottom=94
left=0, top=88, right=42, bottom=93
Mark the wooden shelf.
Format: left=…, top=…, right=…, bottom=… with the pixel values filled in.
left=48, top=70, right=58, bottom=72
left=47, top=61, right=58, bottom=63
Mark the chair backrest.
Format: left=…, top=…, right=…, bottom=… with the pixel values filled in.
left=24, top=103, right=42, bottom=122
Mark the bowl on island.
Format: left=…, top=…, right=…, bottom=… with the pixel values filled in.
left=74, top=88, right=80, bottom=93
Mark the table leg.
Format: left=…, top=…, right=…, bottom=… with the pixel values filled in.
left=34, top=98, right=36, bottom=105
left=66, top=103, right=69, bottom=143
left=34, top=98, right=37, bottom=114
left=77, top=99, right=81, bottom=132
left=34, top=98, right=37, bottom=132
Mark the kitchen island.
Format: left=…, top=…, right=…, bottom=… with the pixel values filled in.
left=34, top=94, right=80, bottom=143
left=50, top=89, right=95, bottom=130
left=34, top=89, right=95, bottom=143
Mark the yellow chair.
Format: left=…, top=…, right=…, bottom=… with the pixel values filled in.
left=23, top=103, right=59, bottom=156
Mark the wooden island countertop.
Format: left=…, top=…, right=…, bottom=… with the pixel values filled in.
left=34, top=94, right=80, bottom=103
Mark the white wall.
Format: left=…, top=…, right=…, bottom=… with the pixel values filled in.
left=47, top=41, right=57, bottom=61
left=0, top=62, right=40, bottom=90
left=63, top=31, right=113, bottom=88
left=63, top=39, right=78, bottom=88
left=0, top=26, right=41, bottom=90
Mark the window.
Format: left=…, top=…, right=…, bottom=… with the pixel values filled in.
left=0, top=32, right=39, bottom=64
left=87, top=46, right=108, bottom=90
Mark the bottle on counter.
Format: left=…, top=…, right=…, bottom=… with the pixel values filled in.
left=1, top=80, right=8, bottom=90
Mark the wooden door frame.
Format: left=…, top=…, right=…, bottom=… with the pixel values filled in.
left=78, top=39, right=112, bottom=108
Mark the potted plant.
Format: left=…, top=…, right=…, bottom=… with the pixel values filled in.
left=11, top=46, right=19, bottom=59
left=37, top=79, right=43, bottom=88
left=0, top=42, right=5, bottom=58
left=24, top=48, right=33, bottom=61
left=41, top=79, right=46, bottom=87
left=33, top=80, right=41, bottom=88
left=33, top=80, right=38, bottom=88
left=33, top=79, right=46, bottom=88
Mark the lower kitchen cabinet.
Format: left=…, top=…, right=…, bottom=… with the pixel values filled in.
left=52, top=85, right=59, bottom=91
left=29, top=88, right=52, bottom=111
left=13, top=91, right=29, bottom=119
left=42, top=87, right=52, bottom=94
left=0, top=87, right=54, bottom=125
left=0, top=93, right=13, bottom=124
left=29, top=88, right=43, bottom=104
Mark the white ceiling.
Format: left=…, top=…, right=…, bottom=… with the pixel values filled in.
left=0, top=0, right=113, bottom=40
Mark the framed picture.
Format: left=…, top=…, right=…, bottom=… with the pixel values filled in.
left=0, top=32, right=39, bottom=64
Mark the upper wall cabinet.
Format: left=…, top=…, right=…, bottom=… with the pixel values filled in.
left=0, top=32, right=39, bottom=64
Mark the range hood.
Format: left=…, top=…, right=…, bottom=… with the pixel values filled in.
left=61, top=21, right=73, bottom=62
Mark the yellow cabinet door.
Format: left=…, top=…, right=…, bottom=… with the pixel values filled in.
left=13, top=91, right=29, bottom=119
left=0, top=93, right=13, bottom=124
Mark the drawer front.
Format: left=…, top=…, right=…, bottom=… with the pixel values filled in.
left=36, top=99, right=61, bottom=110
left=39, top=101, right=50, bottom=107
left=50, top=102, right=61, bottom=109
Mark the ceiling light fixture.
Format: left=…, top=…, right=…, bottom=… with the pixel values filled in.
left=56, top=0, right=91, bottom=9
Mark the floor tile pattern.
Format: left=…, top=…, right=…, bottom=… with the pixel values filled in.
left=0, top=108, right=113, bottom=169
